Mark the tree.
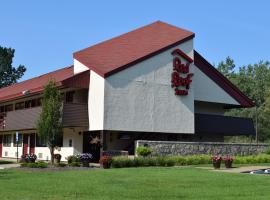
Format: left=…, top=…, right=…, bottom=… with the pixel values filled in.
left=37, top=80, right=63, bottom=164
left=0, top=46, right=26, bottom=88
left=217, top=58, right=270, bottom=142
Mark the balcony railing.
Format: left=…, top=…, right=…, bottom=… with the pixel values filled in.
left=0, top=103, right=89, bottom=131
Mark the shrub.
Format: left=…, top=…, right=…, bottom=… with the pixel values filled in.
left=133, top=157, right=145, bottom=167
left=36, top=161, right=48, bottom=168
left=55, top=163, right=67, bottom=168
left=66, top=155, right=80, bottom=164
left=70, top=162, right=81, bottom=167
left=20, top=161, right=48, bottom=168
left=136, top=147, right=152, bottom=157
left=265, top=146, right=270, bottom=155
left=111, top=154, right=270, bottom=169
left=156, top=157, right=166, bottom=166
left=166, top=158, right=175, bottom=167
left=145, top=157, right=157, bottom=166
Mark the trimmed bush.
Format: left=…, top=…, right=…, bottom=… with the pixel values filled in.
left=69, top=162, right=81, bottom=167
left=111, top=154, right=270, bottom=168
left=66, top=155, right=80, bottom=164
left=136, top=147, right=152, bottom=157
left=20, top=161, right=48, bottom=168
left=264, top=146, right=270, bottom=155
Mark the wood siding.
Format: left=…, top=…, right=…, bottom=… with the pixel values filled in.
left=62, top=103, right=89, bottom=127
left=0, top=103, right=89, bottom=131
left=4, top=107, right=42, bottom=131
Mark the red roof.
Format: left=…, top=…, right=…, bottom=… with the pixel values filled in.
left=0, top=66, right=74, bottom=102
left=73, top=21, right=194, bottom=77
left=194, top=51, right=255, bottom=108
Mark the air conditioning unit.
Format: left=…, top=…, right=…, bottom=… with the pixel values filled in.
left=22, top=90, right=30, bottom=95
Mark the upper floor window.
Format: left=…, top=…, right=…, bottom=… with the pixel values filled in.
left=3, top=134, right=12, bottom=147
left=66, top=91, right=75, bottom=103
left=13, top=133, right=23, bottom=147
left=15, top=102, right=25, bottom=110
left=5, top=104, right=13, bottom=112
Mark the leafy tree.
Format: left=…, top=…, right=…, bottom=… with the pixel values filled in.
left=37, top=80, right=63, bottom=164
left=217, top=58, right=270, bottom=142
left=0, top=46, right=26, bottom=88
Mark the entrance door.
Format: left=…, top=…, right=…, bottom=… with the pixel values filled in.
left=0, top=135, right=2, bottom=158
left=23, top=134, right=29, bottom=155
left=29, top=133, right=35, bottom=154
left=83, top=132, right=100, bottom=162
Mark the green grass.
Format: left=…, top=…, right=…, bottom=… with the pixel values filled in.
left=1, top=167, right=270, bottom=200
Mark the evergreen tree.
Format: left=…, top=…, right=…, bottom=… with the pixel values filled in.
left=0, top=46, right=26, bottom=88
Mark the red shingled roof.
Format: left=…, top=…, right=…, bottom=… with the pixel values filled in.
left=0, top=66, right=74, bottom=102
left=73, top=21, right=194, bottom=77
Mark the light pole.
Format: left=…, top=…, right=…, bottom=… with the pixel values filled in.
left=255, top=105, right=258, bottom=144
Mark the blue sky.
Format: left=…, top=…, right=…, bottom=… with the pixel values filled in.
left=1, top=1, right=270, bottom=81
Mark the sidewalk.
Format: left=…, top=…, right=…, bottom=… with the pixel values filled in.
left=0, top=158, right=20, bottom=169
left=0, top=163, right=20, bottom=169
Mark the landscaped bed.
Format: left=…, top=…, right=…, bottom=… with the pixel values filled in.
left=0, top=160, right=14, bottom=165
left=1, top=166, right=270, bottom=200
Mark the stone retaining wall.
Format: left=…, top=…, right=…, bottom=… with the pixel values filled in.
left=136, top=140, right=269, bottom=156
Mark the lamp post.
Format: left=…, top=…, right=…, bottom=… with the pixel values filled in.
left=255, top=105, right=258, bottom=144
left=16, top=132, right=19, bottom=163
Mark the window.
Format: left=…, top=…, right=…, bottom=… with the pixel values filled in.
left=15, top=102, right=25, bottom=110
left=3, top=134, right=12, bottom=147
left=5, top=104, right=13, bottom=112
left=0, top=106, right=4, bottom=113
left=66, top=91, right=75, bottom=103
left=36, top=135, right=47, bottom=147
left=25, top=100, right=32, bottom=109
left=69, top=139, right=72, bottom=147
left=13, top=133, right=23, bottom=147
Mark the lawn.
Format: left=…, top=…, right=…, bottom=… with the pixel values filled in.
left=1, top=167, right=270, bottom=200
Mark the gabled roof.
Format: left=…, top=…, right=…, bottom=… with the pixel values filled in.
left=0, top=66, right=74, bottom=103
left=73, top=21, right=194, bottom=77
left=194, top=51, right=255, bottom=108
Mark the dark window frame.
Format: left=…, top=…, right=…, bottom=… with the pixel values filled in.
left=3, top=134, right=12, bottom=147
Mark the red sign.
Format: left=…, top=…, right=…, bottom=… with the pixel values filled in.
left=171, top=49, right=194, bottom=96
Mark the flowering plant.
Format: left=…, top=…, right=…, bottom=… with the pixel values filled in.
left=211, top=156, right=222, bottom=162
left=21, top=154, right=37, bottom=163
left=99, top=155, right=112, bottom=169
left=223, top=156, right=233, bottom=162
left=79, top=153, right=93, bottom=163
left=223, top=155, right=233, bottom=168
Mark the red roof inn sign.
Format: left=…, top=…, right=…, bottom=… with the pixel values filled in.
left=171, top=49, right=194, bottom=96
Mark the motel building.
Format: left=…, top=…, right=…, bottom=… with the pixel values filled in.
left=0, top=21, right=255, bottom=162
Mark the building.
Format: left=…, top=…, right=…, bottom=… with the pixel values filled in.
left=0, top=21, right=255, bottom=161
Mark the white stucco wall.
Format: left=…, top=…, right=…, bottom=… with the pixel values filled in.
left=74, top=59, right=89, bottom=75
left=103, top=40, right=195, bottom=134
left=88, top=71, right=105, bottom=131
left=193, top=67, right=239, bottom=105
left=1, top=128, right=84, bottom=161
